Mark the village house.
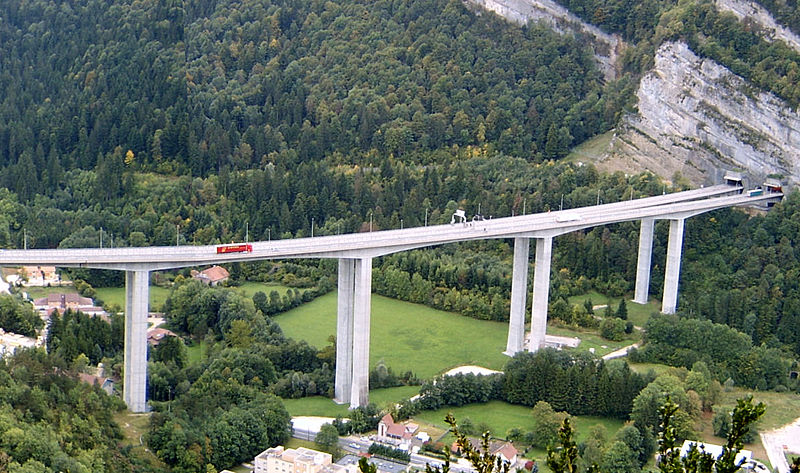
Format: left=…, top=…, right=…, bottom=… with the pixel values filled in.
left=20, top=266, right=60, bottom=286
left=78, top=372, right=114, bottom=395
left=377, top=414, right=419, bottom=447
left=191, top=265, right=230, bottom=286
left=0, top=329, right=37, bottom=359
left=147, top=327, right=178, bottom=346
left=451, top=439, right=519, bottom=470
left=33, top=293, right=107, bottom=319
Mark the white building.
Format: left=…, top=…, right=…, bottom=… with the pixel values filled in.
left=0, top=329, right=37, bottom=358
left=254, top=446, right=354, bottom=473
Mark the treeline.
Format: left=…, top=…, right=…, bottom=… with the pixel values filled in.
left=46, top=309, right=124, bottom=365
left=631, top=314, right=792, bottom=390
left=679, top=191, right=800, bottom=359
left=0, top=349, right=155, bottom=472
left=0, top=293, right=43, bottom=337
left=146, top=277, right=348, bottom=470
left=368, top=444, right=411, bottom=463
left=406, top=349, right=651, bottom=420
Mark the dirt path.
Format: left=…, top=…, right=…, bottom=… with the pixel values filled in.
left=760, top=417, right=800, bottom=473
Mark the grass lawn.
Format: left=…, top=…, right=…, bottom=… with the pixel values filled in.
left=94, top=285, right=172, bottom=312
left=546, top=324, right=636, bottom=357
left=113, top=411, right=165, bottom=469
left=281, top=386, right=421, bottom=417
left=281, top=396, right=350, bottom=418
left=275, top=293, right=510, bottom=379
left=186, top=339, right=207, bottom=365
left=413, top=401, right=625, bottom=444
left=717, top=388, right=800, bottom=432
left=22, top=285, right=79, bottom=299
left=566, top=291, right=660, bottom=328
left=232, top=281, right=307, bottom=299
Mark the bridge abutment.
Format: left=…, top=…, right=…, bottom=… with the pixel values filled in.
left=505, top=237, right=530, bottom=356
left=662, top=218, right=685, bottom=314
left=124, top=270, right=149, bottom=413
left=634, top=218, right=655, bottom=304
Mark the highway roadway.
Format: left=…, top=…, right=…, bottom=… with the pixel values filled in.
left=0, top=183, right=780, bottom=271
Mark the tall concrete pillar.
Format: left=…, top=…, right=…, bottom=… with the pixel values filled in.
left=634, top=218, right=655, bottom=304
left=505, top=237, right=530, bottom=356
left=334, top=259, right=355, bottom=404
left=124, top=270, right=149, bottom=413
left=528, top=236, right=553, bottom=352
left=662, top=218, right=685, bottom=314
left=350, top=257, right=372, bottom=408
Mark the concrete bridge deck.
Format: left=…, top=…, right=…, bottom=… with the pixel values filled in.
left=0, top=183, right=781, bottom=411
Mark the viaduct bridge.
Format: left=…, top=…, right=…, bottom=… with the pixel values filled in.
left=0, top=182, right=782, bottom=412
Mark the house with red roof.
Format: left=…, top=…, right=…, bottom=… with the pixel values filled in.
left=147, top=327, right=178, bottom=346
left=192, top=265, right=230, bottom=286
left=78, top=372, right=114, bottom=395
left=377, top=414, right=419, bottom=446
left=451, top=439, right=518, bottom=470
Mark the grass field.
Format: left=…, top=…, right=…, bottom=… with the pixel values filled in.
left=546, top=324, right=635, bottom=356
left=231, top=281, right=309, bottom=299
left=275, top=293, right=510, bottom=379
left=23, top=285, right=82, bottom=301
left=113, top=411, right=165, bottom=469
left=413, top=401, right=625, bottom=444
left=281, top=386, right=421, bottom=417
left=186, top=339, right=207, bottom=365
left=566, top=291, right=661, bottom=328
left=94, top=286, right=172, bottom=312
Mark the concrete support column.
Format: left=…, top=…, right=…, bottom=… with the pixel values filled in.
left=634, top=218, right=655, bottom=304
left=528, top=236, right=553, bottom=352
left=334, top=259, right=356, bottom=404
left=505, top=237, right=530, bottom=356
left=350, top=257, right=372, bottom=408
left=124, top=270, right=149, bottom=413
left=662, top=218, right=685, bottom=314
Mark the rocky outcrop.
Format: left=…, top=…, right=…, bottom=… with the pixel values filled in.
left=716, top=0, right=800, bottom=53
left=602, top=42, right=800, bottom=185
left=464, top=0, right=623, bottom=81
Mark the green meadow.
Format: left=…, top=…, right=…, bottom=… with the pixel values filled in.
left=275, top=293, right=510, bottom=379
left=281, top=386, right=421, bottom=417
left=232, top=281, right=308, bottom=299
left=94, top=286, right=172, bottom=312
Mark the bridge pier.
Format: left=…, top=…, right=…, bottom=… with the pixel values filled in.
left=124, top=270, right=149, bottom=413
left=334, top=259, right=355, bottom=404
left=528, top=236, right=553, bottom=352
left=334, top=257, right=372, bottom=408
left=505, top=237, right=530, bottom=356
left=662, top=218, right=685, bottom=314
left=633, top=218, right=655, bottom=304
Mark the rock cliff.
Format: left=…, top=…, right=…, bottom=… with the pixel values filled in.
left=467, top=0, right=800, bottom=185
left=603, top=42, right=800, bottom=185
left=464, top=0, right=623, bottom=81
left=715, top=0, right=800, bottom=53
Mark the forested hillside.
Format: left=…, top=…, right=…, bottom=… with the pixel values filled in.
left=0, top=0, right=630, bottom=195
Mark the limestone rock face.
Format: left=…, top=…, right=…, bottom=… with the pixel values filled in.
left=606, top=42, right=800, bottom=185
left=464, top=0, right=623, bottom=81
left=715, top=0, right=800, bottom=53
